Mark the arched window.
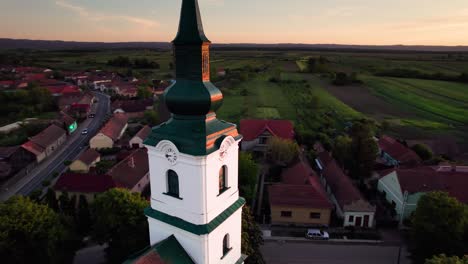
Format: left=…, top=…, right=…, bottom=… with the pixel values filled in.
left=219, top=166, right=227, bottom=194
left=167, top=170, right=179, bottom=197
left=222, top=234, right=230, bottom=256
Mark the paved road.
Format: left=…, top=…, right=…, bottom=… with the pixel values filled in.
left=0, top=92, right=110, bottom=201
left=261, top=240, right=411, bottom=264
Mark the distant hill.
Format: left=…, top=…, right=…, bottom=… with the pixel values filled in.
left=1, top=38, right=468, bottom=52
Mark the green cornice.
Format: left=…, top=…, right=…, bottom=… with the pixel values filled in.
left=145, top=197, right=246, bottom=235
left=173, top=0, right=210, bottom=44
left=144, top=116, right=241, bottom=156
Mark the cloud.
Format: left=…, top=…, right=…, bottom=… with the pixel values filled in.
left=55, top=0, right=159, bottom=28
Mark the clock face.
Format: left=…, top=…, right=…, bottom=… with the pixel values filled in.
left=165, top=147, right=178, bottom=165
left=219, top=142, right=228, bottom=160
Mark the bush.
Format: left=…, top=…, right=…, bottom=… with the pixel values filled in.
left=41, top=179, right=51, bottom=187
left=64, top=160, right=72, bottom=166
left=412, top=144, right=433, bottom=161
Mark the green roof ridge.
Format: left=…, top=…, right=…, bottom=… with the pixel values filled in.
left=145, top=197, right=246, bottom=235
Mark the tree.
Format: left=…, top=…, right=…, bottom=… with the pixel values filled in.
left=76, top=195, right=92, bottom=235
left=267, top=137, right=300, bottom=166
left=349, top=120, right=378, bottom=179
left=242, top=205, right=265, bottom=264
left=95, top=160, right=115, bottom=175
left=333, top=135, right=352, bottom=169
left=45, top=188, right=59, bottom=212
left=425, top=254, right=468, bottom=264
left=411, top=192, right=468, bottom=263
left=137, top=86, right=152, bottom=99
left=333, top=72, right=350, bottom=86
left=412, top=144, right=433, bottom=161
left=91, top=189, right=149, bottom=263
left=238, top=153, right=258, bottom=203
left=0, top=196, right=77, bottom=264
left=143, top=110, right=159, bottom=126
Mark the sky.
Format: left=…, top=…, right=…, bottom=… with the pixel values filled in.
left=1, top=0, right=468, bottom=45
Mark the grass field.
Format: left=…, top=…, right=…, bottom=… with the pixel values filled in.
left=3, top=48, right=468, bottom=156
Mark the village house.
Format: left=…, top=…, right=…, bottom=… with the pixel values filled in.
left=316, top=152, right=376, bottom=228
left=269, top=160, right=332, bottom=226
left=90, top=114, right=128, bottom=149
left=69, top=93, right=95, bottom=118
left=21, top=124, right=67, bottom=163
left=0, top=146, right=36, bottom=179
left=112, top=99, right=154, bottom=119
left=129, top=126, right=152, bottom=148
left=378, top=135, right=421, bottom=167
left=54, top=173, right=116, bottom=203
left=53, top=112, right=77, bottom=135
left=377, top=165, right=468, bottom=221
left=69, top=148, right=101, bottom=173
left=108, top=148, right=149, bottom=193
left=240, top=119, right=295, bottom=153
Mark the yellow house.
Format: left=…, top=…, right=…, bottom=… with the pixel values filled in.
left=269, top=184, right=332, bottom=226
left=90, top=114, right=128, bottom=149
left=70, top=148, right=101, bottom=173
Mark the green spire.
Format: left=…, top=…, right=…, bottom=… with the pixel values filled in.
left=173, top=0, right=210, bottom=44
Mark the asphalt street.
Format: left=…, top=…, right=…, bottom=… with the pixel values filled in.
left=261, top=240, right=411, bottom=264
left=0, top=92, right=110, bottom=201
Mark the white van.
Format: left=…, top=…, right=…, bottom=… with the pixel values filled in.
left=305, top=229, right=329, bottom=240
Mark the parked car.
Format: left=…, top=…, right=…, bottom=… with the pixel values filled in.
left=81, top=129, right=89, bottom=135
left=88, top=114, right=96, bottom=118
left=305, top=229, right=329, bottom=240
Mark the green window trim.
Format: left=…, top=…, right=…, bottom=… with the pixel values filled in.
left=145, top=197, right=245, bottom=235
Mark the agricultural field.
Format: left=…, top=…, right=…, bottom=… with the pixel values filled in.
left=2, top=48, right=468, bottom=159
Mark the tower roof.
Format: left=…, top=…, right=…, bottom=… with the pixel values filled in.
left=173, top=0, right=210, bottom=44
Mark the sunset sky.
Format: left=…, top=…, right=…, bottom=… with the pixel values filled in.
left=1, top=0, right=468, bottom=45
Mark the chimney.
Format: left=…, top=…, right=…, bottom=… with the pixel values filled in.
left=128, top=157, right=135, bottom=168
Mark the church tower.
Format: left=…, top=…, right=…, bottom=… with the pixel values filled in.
left=141, top=0, right=246, bottom=263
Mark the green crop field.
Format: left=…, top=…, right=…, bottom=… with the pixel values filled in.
left=362, top=76, right=468, bottom=125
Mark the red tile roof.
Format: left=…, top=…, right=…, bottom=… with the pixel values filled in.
left=317, top=152, right=375, bottom=212
left=269, top=184, right=332, bottom=209
left=21, top=141, right=44, bottom=156
left=54, top=173, right=116, bottom=193
left=30, top=124, right=66, bottom=149
left=100, top=114, right=128, bottom=141
left=379, top=135, right=421, bottom=164
left=134, top=126, right=152, bottom=141
left=240, top=119, right=294, bottom=141
left=112, top=99, right=154, bottom=113
left=77, top=149, right=100, bottom=166
left=271, top=160, right=332, bottom=209
left=380, top=166, right=468, bottom=203
left=108, top=148, right=149, bottom=189
left=134, top=251, right=165, bottom=264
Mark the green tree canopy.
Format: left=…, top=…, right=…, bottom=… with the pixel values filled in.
left=242, top=205, right=265, bottom=264
left=412, top=143, right=433, bottom=161
left=267, top=137, right=300, bottom=166
left=349, top=120, right=378, bottom=179
left=425, top=254, right=468, bottom=264
left=143, top=110, right=159, bottom=126
left=137, top=86, right=153, bottom=99
left=238, top=152, right=259, bottom=203
left=411, top=192, right=468, bottom=263
left=0, top=196, right=77, bottom=264
left=333, top=135, right=353, bottom=169
left=91, top=188, right=149, bottom=263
